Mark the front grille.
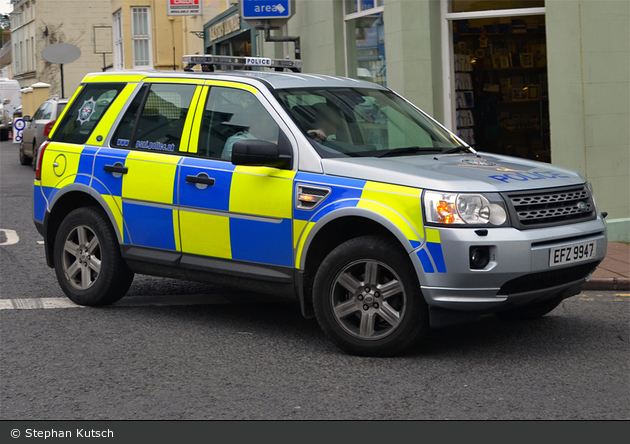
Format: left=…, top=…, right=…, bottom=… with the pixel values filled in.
left=498, top=262, right=598, bottom=295
left=505, top=186, right=595, bottom=228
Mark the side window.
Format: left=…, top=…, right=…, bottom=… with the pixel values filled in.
left=51, top=83, right=126, bottom=145
left=197, top=87, right=280, bottom=160
left=112, top=83, right=196, bottom=153
left=41, top=102, right=53, bottom=120
left=32, top=103, right=46, bottom=120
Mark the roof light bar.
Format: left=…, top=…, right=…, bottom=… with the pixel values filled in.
left=182, top=55, right=303, bottom=73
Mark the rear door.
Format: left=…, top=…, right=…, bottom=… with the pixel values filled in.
left=101, top=81, right=200, bottom=252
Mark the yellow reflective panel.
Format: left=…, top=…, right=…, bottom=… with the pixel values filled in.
left=82, top=74, right=146, bottom=83
left=229, top=166, right=295, bottom=219
left=179, top=86, right=204, bottom=153
left=85, top=83, right=137, bottom=146
left=294, top=220, right=315, bottom=269
left=204, top=80, right=258, bottom=95
left=47, top=85, right=84, bottom=139
left=144, top=77, right=205, bottom=84
left=425, top=228, right=441, bottom=244
left=359, top=182, right=424, bottom=242
left=39, top=143, right=83, bottom=189
left=187, top=86, right=209, bottom=154
left=101, top=195, right=124, bottom=240
left=172, top=209, right=181, bottom=251
left=121, top=152, right=179, bottom=204
left=179, top=211, right=232, bottom=259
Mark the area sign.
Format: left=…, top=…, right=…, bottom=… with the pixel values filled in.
left=240, top=0, right=293, bottom=20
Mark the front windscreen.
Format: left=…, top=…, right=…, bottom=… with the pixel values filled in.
left=276, top=88, right=467, bottom=158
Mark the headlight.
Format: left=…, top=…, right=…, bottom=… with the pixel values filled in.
left=423, top=191, right=508, bottom=226
left=585, top=181, right=597, bottom=211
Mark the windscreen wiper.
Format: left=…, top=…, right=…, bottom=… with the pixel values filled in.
left=377, top=147, right=442, bottom=158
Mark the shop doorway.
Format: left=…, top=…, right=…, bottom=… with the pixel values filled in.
left=443, top=1, right=549, bottom=162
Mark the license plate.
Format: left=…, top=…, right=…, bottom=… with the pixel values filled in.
left=549, top=241, right=596, bottom=267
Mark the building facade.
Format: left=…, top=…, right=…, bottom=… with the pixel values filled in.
left=9, top=0, right=113, bottom=97
left=202, top=0, right=629, bottom=241
left=110, top=0, right=213, bottom=72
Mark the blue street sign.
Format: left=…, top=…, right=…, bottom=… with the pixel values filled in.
left=241, top=0, right=291, bottom=20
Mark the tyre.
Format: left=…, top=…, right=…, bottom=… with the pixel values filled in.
left=313, top=235, right=428, bottom=357
left=0, top=128, right=8, bottom=141
left=53, top=206, right=134, bottom=306
left=19, top=141, right=32, bottom=166
left=31, top=139, right=37, bottom=171
left=496, top=296, right=563, bottom=320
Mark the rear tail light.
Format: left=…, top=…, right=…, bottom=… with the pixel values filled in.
left=43, top=120, right=55, bottom=137
left=35, top=141, right=49, bottom=181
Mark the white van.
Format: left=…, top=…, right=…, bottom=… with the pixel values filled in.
left=0, top=78, right=21, bottom=116
left=0, top=78, right=21, bottom=140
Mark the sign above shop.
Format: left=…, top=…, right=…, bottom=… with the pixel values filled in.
left=209, top=14, right=242, bottom=41
left=167, top=0, right=202, bottom=16
left=240, top=0, right=295, bottom=21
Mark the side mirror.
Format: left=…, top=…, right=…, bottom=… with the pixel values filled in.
left=232, top=131, right=293, bottom=169
left=22, top=116, right=31, bottom=122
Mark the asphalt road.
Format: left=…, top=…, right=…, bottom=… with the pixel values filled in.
left=1, top=140, right=628, bottom=420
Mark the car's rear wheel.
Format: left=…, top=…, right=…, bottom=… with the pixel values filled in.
left=53, top=206, right=134, bottom=306
left=496, top=296, right=563, bottom=320
left=313, top=236, right=428, bottom=357
left=19, top=140, right=31, bottom=165
left=31, top=139, right=37, bottom=171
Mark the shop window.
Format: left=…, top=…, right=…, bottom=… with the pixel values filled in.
left=344, top=1, right=386, bottom=87
left=450, top=1, right=544, bottom=13
left=446, top=1, right=549, bottom=162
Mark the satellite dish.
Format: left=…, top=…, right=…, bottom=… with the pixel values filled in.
left=41, top=43, right=81, bottom=65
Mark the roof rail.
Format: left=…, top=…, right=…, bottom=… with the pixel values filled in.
left=182, top=55, right=302, bottom=73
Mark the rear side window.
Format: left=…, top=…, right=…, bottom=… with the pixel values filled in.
left=52, top=83, right=126, bottom=144
left=112, top=83, right=197, bottom=152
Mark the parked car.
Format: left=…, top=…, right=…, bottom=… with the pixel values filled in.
left=33, top=55, right=607, bottom=357
left=19, top=97, right=68, bottom=168
left=0, top=103, right=10, bottom=141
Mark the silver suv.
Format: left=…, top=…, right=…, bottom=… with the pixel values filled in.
left=33, top=55, right=607, bottom=356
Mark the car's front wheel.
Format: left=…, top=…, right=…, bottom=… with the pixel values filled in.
left=53, top=207, right=134, bottom=306
left=313, top=236, right=428, bottom=357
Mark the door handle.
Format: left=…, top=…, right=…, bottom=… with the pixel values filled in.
left=186, top=174, right=215, bottom=186
left=103, top=163, right=128, bottom=175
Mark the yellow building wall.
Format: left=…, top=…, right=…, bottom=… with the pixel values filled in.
left=113, top=0, right=189, bottom=70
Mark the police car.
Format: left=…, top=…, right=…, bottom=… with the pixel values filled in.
left=33, top=55, right=607, bottom=356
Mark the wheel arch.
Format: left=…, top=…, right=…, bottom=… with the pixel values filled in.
left=296, top=207, right=426, bottom=318
left=44, top=186, right=124, bottom=268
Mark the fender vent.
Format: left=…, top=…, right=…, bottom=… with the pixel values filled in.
left=296, top=184, right=331, bottom=210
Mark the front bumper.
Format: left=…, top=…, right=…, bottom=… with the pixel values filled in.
left=415, top=215, right=607, bottom=312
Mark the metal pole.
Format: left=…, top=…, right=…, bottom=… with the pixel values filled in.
left=263, top=20, right=300, bottom=62
left=60, top=64, right=64, bottom=98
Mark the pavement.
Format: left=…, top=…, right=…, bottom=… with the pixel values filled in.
left=582, top=242, right=630, bottom=291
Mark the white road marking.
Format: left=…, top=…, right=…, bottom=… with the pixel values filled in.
left=37, top=241, right=45, bottom=244
left=0, top=294, right=233, bottom=310
left=0, top=229, right=19, bottom=246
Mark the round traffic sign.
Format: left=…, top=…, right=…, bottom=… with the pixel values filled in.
left=13, top=119, right=25, bottom=131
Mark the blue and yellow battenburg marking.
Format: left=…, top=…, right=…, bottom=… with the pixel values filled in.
left=416, top=228, right=447, bottom=273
